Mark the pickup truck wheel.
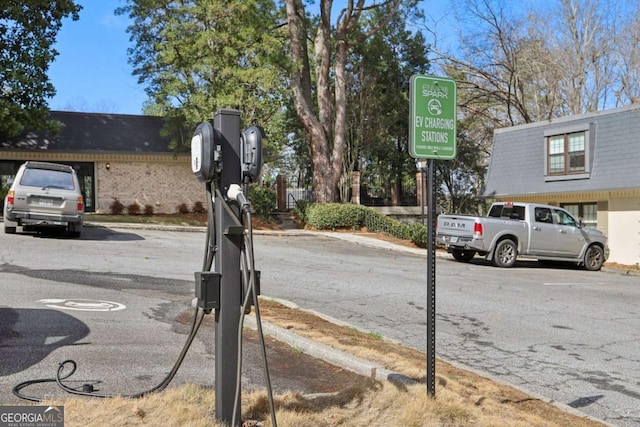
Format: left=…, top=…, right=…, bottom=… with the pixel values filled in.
left=493, top=239, right=517, bottom=268
left=584, top=245, right=604, bottom=271
left=452, top=249, right=475, bottom=262
left=4, top=225, right=16, bottom=234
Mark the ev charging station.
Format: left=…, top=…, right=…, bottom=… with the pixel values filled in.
left=12, top=108, right=274, bottom=427
left=191, top=109, right=275, bottom=426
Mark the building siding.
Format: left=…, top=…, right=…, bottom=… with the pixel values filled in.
left=485, top=104, right=640, bottom=197
left=483, top=104, right=640, bottom=266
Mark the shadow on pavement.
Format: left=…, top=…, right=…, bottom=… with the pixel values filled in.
left=0, top=307, right=90, bottom=376
left=444, top=256, right=587, bottom=271
left=17, top=225, right=144, bottom=242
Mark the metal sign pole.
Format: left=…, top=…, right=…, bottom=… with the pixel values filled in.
left=426, top=158, right=436, bottom=397
left=213, top=109, right=243, bottom=425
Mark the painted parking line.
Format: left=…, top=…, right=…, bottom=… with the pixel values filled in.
left=37, top=298, right=126, bottom=312
left=542, top=282, right=605, bottom=286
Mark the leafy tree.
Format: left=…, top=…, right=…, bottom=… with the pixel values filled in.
left=284, top=0, right=419, bottom=203
left=117, top=0, right=289, bottom=156
left=0, top=0, right=81, bottom=137
left=347, top=12, right=430, bottom=205
left=435, top=116, right=490, bottom=214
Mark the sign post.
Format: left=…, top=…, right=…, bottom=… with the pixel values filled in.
left=409, top=75, right=457, bottom=397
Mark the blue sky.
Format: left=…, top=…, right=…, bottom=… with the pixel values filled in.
left=47, top=1, right=453, bottom=116
left=48, top=1, right=147, bottom=115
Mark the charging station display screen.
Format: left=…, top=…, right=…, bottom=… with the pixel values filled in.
left=191, top=121, right=216, bottom=182
left=191, top=133, right=203, bottom=174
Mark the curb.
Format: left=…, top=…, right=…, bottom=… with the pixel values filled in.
left=243, top=315, right=409, bottom=384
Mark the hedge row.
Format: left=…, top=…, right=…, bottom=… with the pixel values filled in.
left=301, top=203, right=427, bottom=248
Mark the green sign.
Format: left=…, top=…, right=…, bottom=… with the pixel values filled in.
left=409, top=75, right=457, bottom=159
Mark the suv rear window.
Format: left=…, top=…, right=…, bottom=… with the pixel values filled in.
left=20, top=168, right=75, bottom=190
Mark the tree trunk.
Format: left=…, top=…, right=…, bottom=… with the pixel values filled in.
left=285, top=0, right=337, bottom=203
left=284, top=0, right=404, bottom=203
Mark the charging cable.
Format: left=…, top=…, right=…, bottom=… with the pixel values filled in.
left=225, top=184, right=277, bottom=427
left=13, top=181, right=218, bottom=402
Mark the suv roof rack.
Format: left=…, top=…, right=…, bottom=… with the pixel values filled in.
left=24, top=161, right=73, bottom=173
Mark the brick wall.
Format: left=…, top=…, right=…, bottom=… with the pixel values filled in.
left=96, top=159, right=207, bottom=214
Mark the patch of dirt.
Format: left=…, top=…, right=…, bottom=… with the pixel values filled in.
left=176, top=308, right=365, bottom=395
left=604, top=261, right=640, bottom=272
left=172, top=212, right=284, bottom=230
left=173, top=298, right=604, bottom=426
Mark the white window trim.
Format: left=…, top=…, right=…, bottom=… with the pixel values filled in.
left=543, top=123, right=591, bottom=181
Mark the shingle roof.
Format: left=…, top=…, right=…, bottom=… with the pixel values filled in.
left=482, top=104, right=640, bottom=197
left=0, top=111, right=173, bottom=153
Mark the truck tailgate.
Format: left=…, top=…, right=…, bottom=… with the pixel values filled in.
left=437, top=215, right=478, bottom=240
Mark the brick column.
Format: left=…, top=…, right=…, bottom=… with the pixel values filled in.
left=276, top=175, right=287, bottom=211
left=416, top=172, right=424, bottom=206
left=351, top=171, right=361, bottom=204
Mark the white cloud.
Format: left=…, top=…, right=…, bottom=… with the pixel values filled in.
left=101, top=13, right=128, bottom=30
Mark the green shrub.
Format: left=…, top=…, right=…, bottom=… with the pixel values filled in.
left=407, top=222, right=427, bottom=248
left=177, top=203, right=190, bottom=214
left=363, top=208, right=428, bottom=248
left=293, top=199, right=311, bottom=222
left=0, top=182, right=8, bottom=211
left=248, top=185, right=276, bottom=218
left=192, top=201, right=206, bottom=214
left=305, top=203, right=367, bottom=230
left=109, top=198, right=125, bottom=215
left=0, top=182, right=8, bottom=201
left=127, top=203, right=141, bottom=215
left=297, top=203, right=429, bottom=248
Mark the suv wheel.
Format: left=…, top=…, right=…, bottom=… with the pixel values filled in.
left=4, top=225, right=16, bottom=234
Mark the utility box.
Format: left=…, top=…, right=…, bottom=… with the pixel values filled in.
left=195, top=271, right=221, bottom=311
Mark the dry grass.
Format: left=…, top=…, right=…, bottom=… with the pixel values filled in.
left=41, top=299, right=606, bottom=427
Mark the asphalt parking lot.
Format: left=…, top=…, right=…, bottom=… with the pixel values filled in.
left=1, top=221, right=639, bottom=426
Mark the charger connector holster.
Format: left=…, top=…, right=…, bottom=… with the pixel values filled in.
left=195, top=271, right=221, bottom=313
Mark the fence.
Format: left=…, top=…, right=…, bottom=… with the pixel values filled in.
left=275, top=171, right=419, bottom=209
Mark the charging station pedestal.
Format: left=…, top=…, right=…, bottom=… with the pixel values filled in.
left=213, top=109, right=243, bottom=425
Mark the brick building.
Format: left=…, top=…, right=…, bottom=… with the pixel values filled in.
left=0, top=111, right=205, bottom=214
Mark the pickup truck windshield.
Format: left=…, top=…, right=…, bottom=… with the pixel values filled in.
left=488, top=204, right=525, bottom=220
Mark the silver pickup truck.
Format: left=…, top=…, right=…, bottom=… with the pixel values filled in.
left=436, top=202, right=609, bottom=270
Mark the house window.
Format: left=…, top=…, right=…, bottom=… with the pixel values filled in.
left=547, top=131, right=585, bottom=174
left=561, top=202, right=597, bottom=229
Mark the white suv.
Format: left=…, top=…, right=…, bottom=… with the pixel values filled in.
left=3, top=161, right=84, bottom=237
